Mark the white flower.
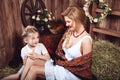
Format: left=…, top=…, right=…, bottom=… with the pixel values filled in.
left=93, top=18, right=98, bottom=22
left=37, top=10, right=41, bottom=13
left=85, top=0, right=88, bottom=2
left=36, top=16, right=40, bottom=21
left=47, top=25, right=51, bottom=28
left=83, top=4, right=88, bottom=7
left=108, top=8, right=112, bottom=11
left=44, top=9, right=48, bottom=11
left=48, top=17, right=52, bottom=21
left=48, top=14, right=51, bottom=18
left=85, top=12, right=90, bottom=16
left=44, top=18, right=48, bottom=22
left=52, top=16, right=55, bottom=20
left=50, top=12, right=52, bottom=14
left=99, top=0, right=104, bottom=3
left=83, top=7, right=88, bottom=11
left=101, top=13, right=104, bottom=17
left=32, top=15, right=35, bottom=19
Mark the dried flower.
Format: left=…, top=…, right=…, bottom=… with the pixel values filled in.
left=32, top=9, right=55, bottom=29
left=83, top=0, right=112, bottom=23
left=99, top=0, right=104, bottom=3
left=93, top=18, right=98, bottom=22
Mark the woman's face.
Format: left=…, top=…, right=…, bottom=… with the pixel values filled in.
left=64, top=16, right=75, bottom=31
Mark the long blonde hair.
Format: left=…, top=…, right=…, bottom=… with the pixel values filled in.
left=61, top=5, right=86, bottom=44
left=61, top=4, right=86, bottom=26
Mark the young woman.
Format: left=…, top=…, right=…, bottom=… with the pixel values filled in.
left=23, top=4, right=93, bottom=80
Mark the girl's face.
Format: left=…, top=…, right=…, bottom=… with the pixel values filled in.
left=25, top=32, right=39, bottom=48
left=64, top=16, right=75, bottom=31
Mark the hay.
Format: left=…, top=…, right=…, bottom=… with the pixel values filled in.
left=92, top=40, right=120, bottom=80
left=0, top=65, right=21, bottom=78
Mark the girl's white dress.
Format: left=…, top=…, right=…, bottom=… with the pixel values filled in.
left=45, top=35, right=92, bottom=80
left=18, top=43, right=48, bottom=73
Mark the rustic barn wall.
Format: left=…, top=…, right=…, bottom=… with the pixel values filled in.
left=43, top=0, right=91, bottom=31
left=94, top=0, right=120, bottom=45
left=99, top=0, right=120, bottom=32
left=44, top=0, right=85, bottom=20
left=0, top=0, right=23, bottom=67
left=19, top=0, right=85, bottom=24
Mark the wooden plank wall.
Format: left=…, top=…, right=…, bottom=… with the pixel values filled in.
left=96, top=0, right=120, bottom=45
left=99, top=0, right=120, bottom=32
left=0, top=0, right=23, bottom=67
left=44, top=0, right=85, bottom=20
left=19, top=0, right=85, bottom=20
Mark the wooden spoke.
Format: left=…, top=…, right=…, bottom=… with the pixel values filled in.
left=21, top=0, right=46, bottom=27
left=25, top=4, right=33, bottom=13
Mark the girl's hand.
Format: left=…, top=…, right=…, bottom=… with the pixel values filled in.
left=27, top=53, right=35, bottom=59
left=27, top=53, right=38, bottom=59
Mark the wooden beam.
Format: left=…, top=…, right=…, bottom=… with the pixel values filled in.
left=93, top=27, right=120, bottom=38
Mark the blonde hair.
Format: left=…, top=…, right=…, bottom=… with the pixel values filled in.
left=61, top=5, right=86, bottom=26
left=61, top=5, right=86, bottom=45
left=22, top=25, right=39, bottom=39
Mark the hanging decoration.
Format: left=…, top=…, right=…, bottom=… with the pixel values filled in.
left=83, top=0, right=112, bottom=23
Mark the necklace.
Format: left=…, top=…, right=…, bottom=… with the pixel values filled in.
left=73, top=29, right=86, bottom=38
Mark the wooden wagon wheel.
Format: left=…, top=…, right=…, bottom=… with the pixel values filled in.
left=21, top=0, right=46, bottom=27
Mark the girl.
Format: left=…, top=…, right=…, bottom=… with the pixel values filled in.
left=1, top=25, right=50, bottom=80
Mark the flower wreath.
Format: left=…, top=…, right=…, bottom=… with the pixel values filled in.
left=83, top=0, right=112, bottom=23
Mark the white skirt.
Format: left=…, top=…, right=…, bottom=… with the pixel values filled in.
left=45, top=59, right=81, bottom=80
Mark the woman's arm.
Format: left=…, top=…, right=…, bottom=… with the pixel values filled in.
left=81, top=37, right=92, bottom=55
